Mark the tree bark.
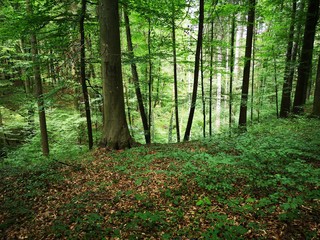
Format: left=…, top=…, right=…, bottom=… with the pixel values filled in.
left=250, top=26, right=255, bottom=122
left=27, top=0, right=49, bottom=156
left=201, top=49, right=206, bottom=138
left=312, top=54, right=320, bottom=116
left=293, top=0, right=320, bottom=114
left=171, top=2, right=180, bottom=142
left=238, top=0, right=255, bottom=130
left=80, top=0, right=93, bottom=150
left=280, top=0, right=297, bottom=118
left=209, top=18, right=214, bottom=136
left=124, top=7, right=150, bottom=144
left=99, top=0, right=132, bottom=149
left=183, top=0, right=204, bottom=141
left=229, top=13, right=236, bottom=131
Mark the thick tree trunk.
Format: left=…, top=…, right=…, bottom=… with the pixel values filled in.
left=99, top=0, right=132, bottom=149
left=183, top=0, right=204, bottom=141
left=80, top=0, right=93, bottom=150
left=124, top=7, right=150, bottom=144
left=280, top=0, right=297, bottom=118
left=293, top=0, right=320, bottom=114
left=238, top=0, right=255, bottom=130
left=312, top=54, right=320, bottom=116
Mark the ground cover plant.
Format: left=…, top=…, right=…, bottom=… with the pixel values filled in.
left=0, top=117, right=320, bottom=239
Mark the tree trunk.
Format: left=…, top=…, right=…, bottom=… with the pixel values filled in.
left=273, top=51, right=279, bottom=118
left=80, top=0, right=93, bottom=150
left=171, top=2, right=180, bottom=142
left=250, top=27, right=255, bottom=122
left=99, top=0, right=132, bottom=149
left=280, top=0, right=297, bottom=118
left=216, top=50, right=222, bottom=131
left=27, top=0, right=49, bottom=156
left=124, top=7, right=150, bottom=144
left=238, top=0, right=255, bottom=130
left=201, top=49, right=206, bottom=138
left=183, top=0, right=204, bottom=141
left=293, top=0, right=320, bottom=114
left=148, top=17, right=153, bottom=143
left=229, top=13, right=235, bottom=131
left=312, top=54, right=320, bottom=116
left=209, top=18, right=214, bottom=136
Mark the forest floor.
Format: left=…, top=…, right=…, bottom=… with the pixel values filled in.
left=1, top=117, right=320, bottom=239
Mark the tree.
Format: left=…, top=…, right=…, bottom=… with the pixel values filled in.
left=124, top=7, right=150, bottom=144
left=27, top=0, right=49, bottom=156
left=171, top=0, right=180, bottom=142
left=292, top=0, right=320, bottom=114
left=99, top=0, right=132, bottom=149
left=238, top=0, right=255, bottom=130
left=79, top=0, right=93, bottom=149
left=313, top=54, right=320, bottom=116
left=280, top=0, right=297, bottom=118
left=229, top=10, right=236, bottom=131
left=183, top=0, right=204, bottom=141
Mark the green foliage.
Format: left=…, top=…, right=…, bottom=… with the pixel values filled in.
left=2, top=109, right=90, bottom=167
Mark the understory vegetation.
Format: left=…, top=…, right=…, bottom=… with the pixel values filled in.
left=1, top=117, right=320, bottom=239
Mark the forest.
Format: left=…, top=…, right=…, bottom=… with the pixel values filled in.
left=1, top=0, right=320, bottom=238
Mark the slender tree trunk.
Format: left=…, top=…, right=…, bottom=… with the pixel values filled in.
left=124, top=7, right=150, bottom=144
left=99, top=0, right=132, bottom=149
left=171, top=2, right=180, bottom=142
left=201, top=49, right=206, bottom=138
left=238, top=0, right=255, bottom=130
left=216, top=51, right=222, bottom=131
left=280, top=0, right=297, bottom=118
left=80, top=0, right=93, bottom=150
left=250, top=27, right=255, bottom=122
left=124, top=82, right=134, bottom=138
left=293, top=0, right=320, bottom=114
left=168, top=108, right=174, bottom=143
left=148, top=17, right=153, bottom=143
left=273, top=52, right=279, bottom=118
left=312, top=54, right=320, bottom=116
left=257, top=70, right=266, bottom=122
left=183, top=0, right=204, bottom=141
left=229, top=13, right=235, bottom=132
left=27, top=0, right=49, bottom=156
left=209, top=18, right=214, bottom=136
left=31, top=34, right=50, bottom=156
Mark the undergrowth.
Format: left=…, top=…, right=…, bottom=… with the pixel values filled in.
left=1, top=117, right=319, bottom=239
